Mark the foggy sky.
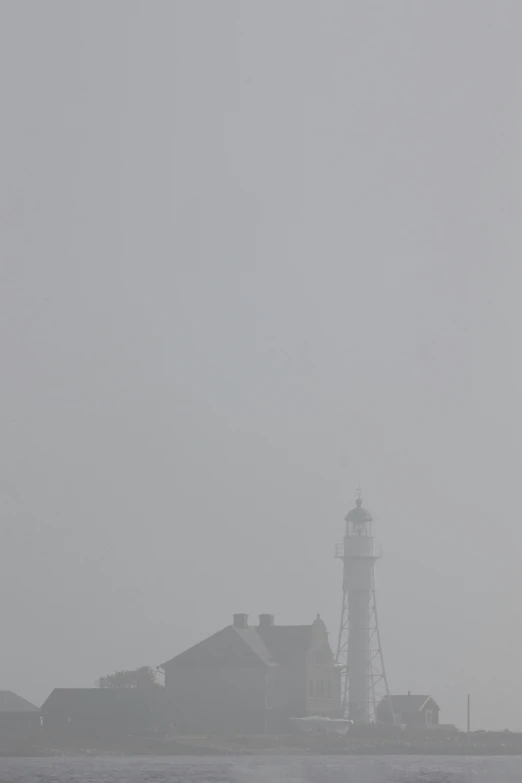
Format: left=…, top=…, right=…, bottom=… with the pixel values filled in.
left=1, top=0, right=522, bottom=731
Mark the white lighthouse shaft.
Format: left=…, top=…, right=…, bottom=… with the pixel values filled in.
left=344, top=535, right=375, bottom=721
left=335, top=497, right=389, bottom=723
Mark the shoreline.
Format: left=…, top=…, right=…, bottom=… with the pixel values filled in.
left=4, top=746, right=522, bottom=758
left=4, top=731, right=522, bottom=758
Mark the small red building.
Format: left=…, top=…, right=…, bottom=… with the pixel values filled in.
left=377, top=693, right=440, bottom=727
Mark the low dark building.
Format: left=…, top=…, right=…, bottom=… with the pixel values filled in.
left=0, top=691, right=40, bottom=739
left=160, top=613, right=341, bottom=735
left=377, top=693, right=440, bottom=727
left=41, top=688, right=170, bottom=739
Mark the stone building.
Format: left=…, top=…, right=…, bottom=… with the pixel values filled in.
left=160, top=613, right=341, bottom=734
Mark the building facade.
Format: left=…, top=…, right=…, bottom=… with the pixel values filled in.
left=160, top=613, right=341, bottom=734
left=41, top=688, right=170, bottom=739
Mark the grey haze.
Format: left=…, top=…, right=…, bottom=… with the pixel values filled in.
left=0, top=1, right=521, bottom=731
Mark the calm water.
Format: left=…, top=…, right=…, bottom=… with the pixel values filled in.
left=1, top=756, right=522, bottom=783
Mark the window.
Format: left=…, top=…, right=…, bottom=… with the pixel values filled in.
left=327, top=680, right=331, bottom=698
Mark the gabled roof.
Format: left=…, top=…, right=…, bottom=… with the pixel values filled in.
left=233, top=627, right=277, bottom=666
left=381, top=694, right=439, bottom=712
left=0, top=691, right=39, bottom=713
left=257, top=625, right=313, bottom=664
left=161, top=621, right=317, bottom=669
left=160, top=626, right=273, bottom=669
left=41, top=688, right=166, bottom=713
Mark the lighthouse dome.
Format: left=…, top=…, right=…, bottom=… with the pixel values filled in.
left=345, top=497, right=373, bottom=524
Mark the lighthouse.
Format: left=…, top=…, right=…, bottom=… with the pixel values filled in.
left=335, top=493, right=390, bottom=722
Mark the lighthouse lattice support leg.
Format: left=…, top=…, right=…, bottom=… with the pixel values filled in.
left=336, top=584, right=391, bottom=722
left=336, top=589, right=350, bottom=718
left=367, top=584, right=391, bottom=722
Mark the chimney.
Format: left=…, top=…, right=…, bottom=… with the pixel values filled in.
left=258, top=614, right=274, bottom=629
left=233, top=613, right=248, bottom=629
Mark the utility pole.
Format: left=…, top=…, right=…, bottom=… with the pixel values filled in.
left=467, top=694, right=471, bottom=734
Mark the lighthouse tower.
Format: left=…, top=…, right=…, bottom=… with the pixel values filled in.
left=335, top=493, right=390, bottom=722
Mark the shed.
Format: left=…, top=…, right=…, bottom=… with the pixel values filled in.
left=0, top=691, right=40, bottom=738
